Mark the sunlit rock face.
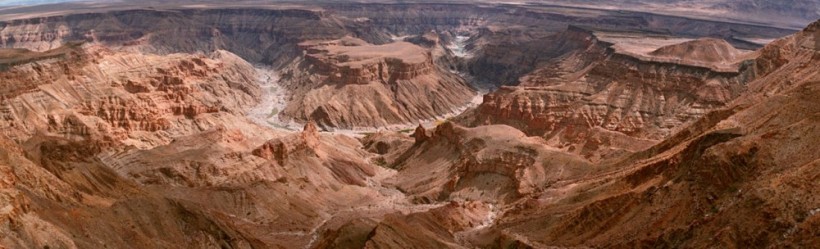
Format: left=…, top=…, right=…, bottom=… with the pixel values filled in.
left=491, top=21, right=820, bottom=248
left=460, top=26, right=757, bottom=162
left=0, top=45, right=261, bottom=144
left=278, top=36, right=476, bottom=129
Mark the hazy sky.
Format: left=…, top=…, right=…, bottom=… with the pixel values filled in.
left=0, top=0, right=82, bottom=6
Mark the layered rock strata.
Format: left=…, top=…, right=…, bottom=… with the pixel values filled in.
left=0, top=45, right=260, bottom=146
left=490, top=20, right=820, bottom=248
left=464, top=26, right=754, bottom=161
left=279, top=37, right=475, bottom=129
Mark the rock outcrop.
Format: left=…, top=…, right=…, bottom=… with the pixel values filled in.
left=648, top=38, right=746, bottom=68
left=0, top=44, right=260, bottom=145
left=390, top=122, right=591, bottom=203
left=481, top=19, right=820, bottom=248
left=463, top=26, right=753, bottom=162
left=253, top=121, right=320, bottom=165
left=278, top=37, right=476, bottom=129
left=412, top=124, right=431, bottom=144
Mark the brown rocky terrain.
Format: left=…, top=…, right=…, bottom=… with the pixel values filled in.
left=313, top=18, right=819, bottom=249
left=0, top=43, right=261, bottom=143
left=278, top=36, right=475, bottom=129
left=485, top=20, right=820, bottom=248
left=0, top=1, right=816, bottom=249
left=648, top=38, right=746, bottom=67
left=460, top=26, right=756, bottom=162
left=388, top=122, right=592, bottom=204
left=0, top=42, right=429, bottom=247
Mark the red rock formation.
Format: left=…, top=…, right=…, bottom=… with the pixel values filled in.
left=279, top=37, right=476, bottom=128
left=253, top=121, right=320, bottom=165
left=298, top=37, right=435, bottom=84
left=0, top=45, right=260, bottom=143
left=412, top=124, right=430, bottom=144
left=390, top=122, right=591, bottom=203
left=481, top=19, right=820, bottom=248
left=464, top=26, right=751, bottom=162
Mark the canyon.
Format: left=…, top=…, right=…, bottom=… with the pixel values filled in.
left=0, top=1, right=817, bottom=248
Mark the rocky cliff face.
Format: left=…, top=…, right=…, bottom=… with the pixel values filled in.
left=462, top=26, right=753, bottom=161
left=0, top=43, right=281, bottom=246
left=389, top=122, right=592, bottom=203
left=488, top=20, right=820, bottom=248
left=0, top=44, right=260, bottom=145
left=279, top=36, right=476, bottom=129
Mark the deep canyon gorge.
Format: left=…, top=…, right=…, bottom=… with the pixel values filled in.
left=0, top=1, right=818, bottom=248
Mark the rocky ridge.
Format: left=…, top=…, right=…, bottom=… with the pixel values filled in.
left=462, top=26, right=754, bottom=162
